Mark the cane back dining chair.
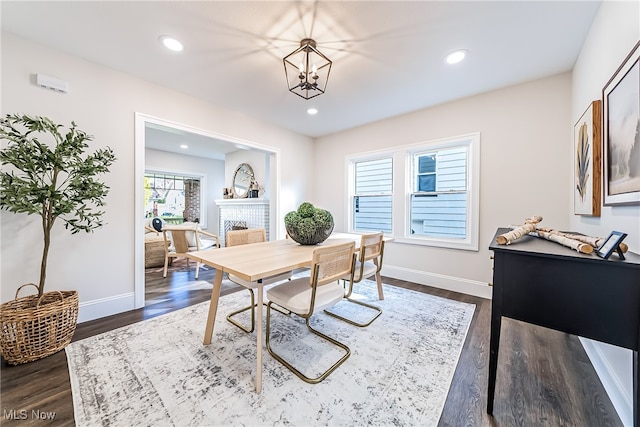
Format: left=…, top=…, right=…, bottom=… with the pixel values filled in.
left=324, top=232, right=385, bottom=327
left=162, top=224, right=220, bottom=279
left=225, top=228, right=292, bottom=333
left=266, top=241, right=356, bottom=384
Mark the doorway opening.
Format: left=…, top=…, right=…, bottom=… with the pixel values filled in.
left=134, top=113, right=280, bottom=310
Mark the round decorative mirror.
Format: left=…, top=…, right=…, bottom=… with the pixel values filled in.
left=232, top=163, right=254, bottom=198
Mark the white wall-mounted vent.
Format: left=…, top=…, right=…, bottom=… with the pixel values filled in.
left=36, top=74, right=68, bottom=93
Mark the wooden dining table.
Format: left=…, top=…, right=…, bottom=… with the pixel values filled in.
left=186, top=233, right=364, bottom=393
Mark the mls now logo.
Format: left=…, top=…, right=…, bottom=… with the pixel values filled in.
left=4, top=409, right=56, bottom=420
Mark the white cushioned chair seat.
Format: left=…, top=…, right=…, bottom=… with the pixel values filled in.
left=199, top=238, right=218, bottom=249
left=343, top=260, right=377, bottom=281
left=267, top=277, right=345, bottom=315
left=228, top=272, right=292, bottom=289
left=168, top=238, right=217, bottom=253
left=192, top=238, right=217, bottom=251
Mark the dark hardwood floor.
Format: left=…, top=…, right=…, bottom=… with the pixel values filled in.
left=1, top=266, right=623, bottom=426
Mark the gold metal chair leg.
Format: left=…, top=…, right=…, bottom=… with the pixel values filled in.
left=226, top=289, right=256, bottom=333
left=272, top=304, right=291, bottom=316
left=266, top=301, right=350, bottom=384
left=226, top=289, right=292, bottom=334
left=324, top=298, right=382, bottom=328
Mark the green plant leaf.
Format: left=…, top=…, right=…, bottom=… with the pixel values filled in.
left=0, top=114, right=116, bottom=296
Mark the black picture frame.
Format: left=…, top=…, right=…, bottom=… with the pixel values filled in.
left=596, top=231, right=628, bottom=260
left=602, top=40, right=640, bottom=206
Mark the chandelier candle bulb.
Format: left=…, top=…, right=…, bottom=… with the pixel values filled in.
left=283, top=38, right=332, bottom=100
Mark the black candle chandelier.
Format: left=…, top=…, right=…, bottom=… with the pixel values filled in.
left=283, top=38, right=332, bottom=100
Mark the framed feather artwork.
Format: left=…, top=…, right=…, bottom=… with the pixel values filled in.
left=574, top=100, right=601, bottom=216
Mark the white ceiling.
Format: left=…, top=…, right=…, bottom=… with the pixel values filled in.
left=144, top=123, right=243, bottom=161
left=2, top=0, right=601, bottom=149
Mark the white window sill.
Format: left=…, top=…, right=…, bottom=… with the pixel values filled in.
left=391, top=235, right=479, bottom=251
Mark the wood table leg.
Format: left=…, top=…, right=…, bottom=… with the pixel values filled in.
left=375, top=270, right=384, bottom=300
left=203, top=269, right=223, bottom=345
left=255, top=284, right=263, bottom=393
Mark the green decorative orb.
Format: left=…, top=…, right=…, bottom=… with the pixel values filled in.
left=284, top=202, right=334, bottom=245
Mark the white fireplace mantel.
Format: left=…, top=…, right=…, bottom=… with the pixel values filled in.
left=215, top=198, right=268, bottom=206
left=215, top=199, right=270, bottom=246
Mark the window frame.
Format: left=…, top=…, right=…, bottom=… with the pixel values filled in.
left=346, top=132, right=480, bottom=251
left=414, top=153, right=437, bottom=192
left=144, top=169, right=208, bottom=228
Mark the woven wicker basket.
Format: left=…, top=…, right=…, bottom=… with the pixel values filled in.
left=0, top=284, right=79, bottom=365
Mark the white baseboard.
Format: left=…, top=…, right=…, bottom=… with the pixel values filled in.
left=78, top=292, right=136, bottom=323
left=381, top=264, right=492, bottom=299
left=579, top=338, right=632, bottom=427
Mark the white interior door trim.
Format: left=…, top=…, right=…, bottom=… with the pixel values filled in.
left=134, top=112, right=281, bottom=309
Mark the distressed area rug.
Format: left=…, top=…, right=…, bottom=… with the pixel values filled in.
left=66, top=281, right=475, bottom=426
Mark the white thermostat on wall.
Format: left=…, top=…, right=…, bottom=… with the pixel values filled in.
left=36, top=73, right=68, bottom=93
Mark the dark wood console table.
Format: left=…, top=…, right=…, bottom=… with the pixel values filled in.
left=487, top=228, right=640, bottom=426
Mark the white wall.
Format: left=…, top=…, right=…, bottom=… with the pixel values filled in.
left=315, top=73, right=572, bottom=298
left=145, top=148, right=224, bottom=233
left=0, top=32, right=314, bottom=321
left=2, top=8, right=637, bottom=420
left=571, top=1, right=640, bottom=252
left=571, top=2, right=640, bottom=425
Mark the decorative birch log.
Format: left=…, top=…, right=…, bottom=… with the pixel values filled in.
left=537, top=227, right=628, bottom=253
left=496, top=216, right=543, bottom=245
left=498, top=217, right=626, bottom=255
left=533, top=229, right=593, bottom=254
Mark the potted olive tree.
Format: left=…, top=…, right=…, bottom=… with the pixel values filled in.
left=0, top=114, right=116, bottom=364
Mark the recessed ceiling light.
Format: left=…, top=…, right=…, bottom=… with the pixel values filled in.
left=159, top=35, right=184, bottom=52
left=180, top=144, right=188, bottom=149
left=445, top=50, right=467, bottom=64
left=234, top=144, right=250, bottom=150
left=307, top=108, right=318, bottom=115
